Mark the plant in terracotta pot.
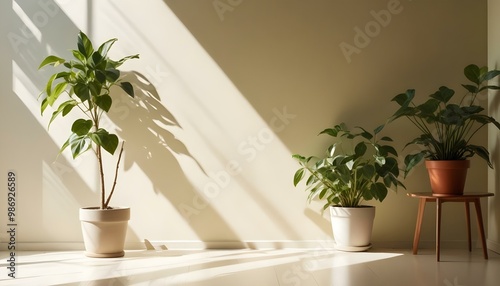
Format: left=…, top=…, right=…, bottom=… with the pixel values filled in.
left=293, top=123, right=405, bottom=251
left=38, top=31, right=139, bottom=257
left=389, top=64, right=500, bottom=195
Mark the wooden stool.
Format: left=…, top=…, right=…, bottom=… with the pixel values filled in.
left=407, top=192, right=494, bottom=261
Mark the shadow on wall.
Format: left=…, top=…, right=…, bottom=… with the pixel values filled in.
left=107, top=71, right=246, bottom=245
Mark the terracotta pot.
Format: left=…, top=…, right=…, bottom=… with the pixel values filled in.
left=425, top=160, right=470, bottom=196
left=330, top=206, right=375, bottom=252
left=79, top=207, right=130, bottom=258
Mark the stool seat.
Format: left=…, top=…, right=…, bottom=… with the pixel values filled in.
left=407, top=192, right=494, bottom=261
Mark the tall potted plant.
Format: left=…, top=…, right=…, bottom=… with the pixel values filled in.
left=389, top=64, right=500, bottom=195
left=38, top=31, right=139, bottom=257
left=293, top=123, right=405, bottom=251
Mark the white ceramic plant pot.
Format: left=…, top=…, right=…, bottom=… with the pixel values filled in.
left=330, top=206, right=375, bottom=252
left=79, top=207, right=130, bottom=258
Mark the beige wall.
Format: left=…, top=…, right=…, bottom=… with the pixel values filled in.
left=488, top=0, right=500, bottom=253
left=0, top=0, right=490, bottom=250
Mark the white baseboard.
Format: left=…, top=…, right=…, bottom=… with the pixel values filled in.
left=1, top=239, right=483, bottom=252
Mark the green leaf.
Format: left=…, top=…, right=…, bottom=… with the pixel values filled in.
left=379, top=145, right=398, bottom=157
left=72, top=50, right=86, bottom=64
left=361, top=164, right=375, bottom=179
left=417, top=98, right=440, bottom=115
left=105, top=68, right=120, bottom=82
left=95, top=94, right=112, bottom=112
left=464, top=64, right=480, bottom=85
left=71, top=119, right=92, bottom=136
left=373, top=124, right=384, bottom=135
left=430, top=86, right=455, bottom=103
left=48, top=99, right=77, bottom=127
left=372, top=182, right=388, bottom=202
left=111, top=54, right=140, bottom=68
left=40, top=97, right=49, bottom=115
left=481, top=69, right=500, bottom=81
left=293, top=169, right=305, bottom=186
left=97, top=38, right=117, bottom=57
left=66, top=133, right=92, bottom=159
left=89, top=51, right=104, bottom=68
left=73, top=83, right=90, bottom=101
left=90, top=129, right=118, bottom=155
left=38, top=55, right=65, bottom=69
left=467, top=145, right=493, bottom=168
left=462, top=84, right=478, bottom=93
left=77, top=31, right=94, bottom=58
left=354, top=142, right=367, bottom=157
left=120, top=82, right=134, bottom=97
left=44, top=73, right=57, bottom=103
left=391, top=89, right=414, bottom=107
left=404, top=152, right=426, bottom=177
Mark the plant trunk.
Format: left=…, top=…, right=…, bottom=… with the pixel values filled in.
left=96, top=145, right=106, bottom=209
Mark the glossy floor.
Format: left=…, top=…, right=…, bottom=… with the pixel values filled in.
left=1, top=247, right=499, bottom=285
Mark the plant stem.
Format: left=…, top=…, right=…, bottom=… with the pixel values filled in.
left=96, top=145, right=106, bottom=209
left=104, top=141, right=125, bottom=208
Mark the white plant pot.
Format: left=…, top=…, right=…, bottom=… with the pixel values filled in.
left=330, top=206, right=375, bottom=252
left=79, top=207, right=130, bottom=258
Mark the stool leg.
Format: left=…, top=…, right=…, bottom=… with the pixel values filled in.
left=473, top=198, right=488, bottom=259
left=436, top=198, right=442, bottom=262
left=465, top=201, right=471, bottom=252
left=413, top=198, right=426, bottom=255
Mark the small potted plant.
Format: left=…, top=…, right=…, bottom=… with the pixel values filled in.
left=293, top=123, right=405, bottom=251
left=389, top=64, right=500, bottom=195
left=38, top=31, right=139, bottom=257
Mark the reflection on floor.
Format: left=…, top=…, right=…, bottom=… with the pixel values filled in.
left=1, top=247, right=499, bottom=285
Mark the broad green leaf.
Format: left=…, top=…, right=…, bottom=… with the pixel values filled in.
left=38, top=55, right=65, bottom=69
left=61, top=133, right=91, bottom=159
left=105, top=68, right=120, bottom=82
left=361, top=164, right=375, bottom=178
left=77, top=31, right=94, bottom=58
left=120, top=82, right=134, bottom=97
left=379, top=145, right=398, bottom=157
left=71, top=119, right=92, bottom=136
left=95, top=94, right=112, bottom=112
left=90, top=129, right=118, bottom=155
left=354, top=142, right=367, bottom=157
left=73, top=83, right=90, bottom=101
left=430, top=86, right=454, bottom=103
left=69, top=134, right=92, bottom=159
left=391, top=89, right=414, bottom=107
left=482, top=69, right=500, bottom=81
left=462, top=84, right=478, bottom=93
left=319, top=128, right=338, bottom=137
left=464, top=64, right=480, bottom=85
